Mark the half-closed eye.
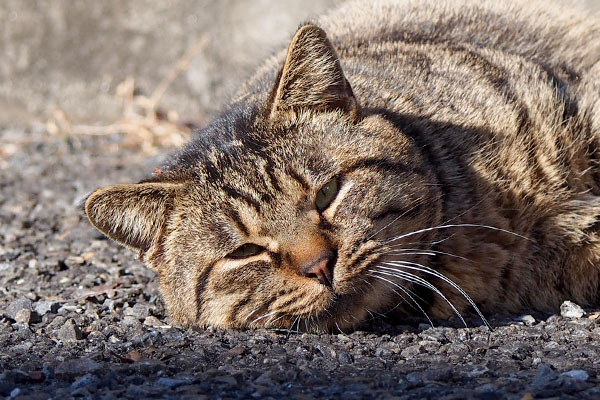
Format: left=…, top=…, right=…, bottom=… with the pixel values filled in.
left=315, top=177, right=339, bottom=212
left=227, top=243, right=266, bottom=259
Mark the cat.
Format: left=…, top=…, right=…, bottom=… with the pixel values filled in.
left=84, top=0, right=600, bottom=332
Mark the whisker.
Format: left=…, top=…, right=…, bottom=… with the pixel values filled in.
left=385, top=223, right=528, bottom=245
left=268, top=313, right=287, bottom=327
left=244, top=308, right=260, bottom=325
left=371, top=268, right=466, bottom=327
left=385, top=248, right=471, bottom=261
left=396, top=232, right=458, bottom=248
left=250, top=310, right=278, bottom=327
left=367, top=270, right=430, bottom=313
left=367, top=272, right=434, bottom=326
left=380, top=261, right=490, bottom=329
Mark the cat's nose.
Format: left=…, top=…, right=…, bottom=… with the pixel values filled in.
left=300, top=250, right=336, bottom=287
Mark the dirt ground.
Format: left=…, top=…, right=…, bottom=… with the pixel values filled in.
left=1, top=124, right=600, bottom=400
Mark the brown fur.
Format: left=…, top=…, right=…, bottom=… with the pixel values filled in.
left=85, top=0, right=600, bottom=331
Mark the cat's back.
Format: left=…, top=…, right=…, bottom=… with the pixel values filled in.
left=238, top=0, right=600, bottom=108
left=322, top=0, right=600, bottom=71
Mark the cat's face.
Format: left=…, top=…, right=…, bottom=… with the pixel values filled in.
left=85, top=25, right=442, bottom=331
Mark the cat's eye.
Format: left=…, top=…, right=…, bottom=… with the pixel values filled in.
left=315, top=177, right=339, bottom=212
left=227, top=243, right=265, bottom=259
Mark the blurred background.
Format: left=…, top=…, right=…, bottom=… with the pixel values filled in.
left=0, top=0, right=342, bottom=131
left=0, top=0, right=598, bottom=135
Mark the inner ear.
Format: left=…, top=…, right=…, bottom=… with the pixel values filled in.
left=266, top=24, right=360, bottom=122
left=84, top=182, right=183, bottom=253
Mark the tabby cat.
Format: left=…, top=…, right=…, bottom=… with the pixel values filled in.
left=84, top=0, right=600, bottom=331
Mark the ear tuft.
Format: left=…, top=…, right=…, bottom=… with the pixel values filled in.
left=266, top=24, right=359, bottom=121
left=84, top=183, right=181, bottom=252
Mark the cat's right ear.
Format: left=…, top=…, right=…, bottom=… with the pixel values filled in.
left=265, top=24, right=360, bottom=122
left=84, top=182, right=182, bottom=253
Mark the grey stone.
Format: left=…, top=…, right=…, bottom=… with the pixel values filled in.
left=123, top=303, right=150, bottom=319
left=560, top=300, right=585, bottom=318
left=55, top=359, right=100, bottom=378
left=55, top=318, right=82, bottom=341
left=401, top=344, right=423, bottom=358
left=405, top=372, right=423, bottom=384
left=14, top=308, right=40, bottom=324
left=132, top=360, right=166, bottom=376
left=213, top=375, right=237, bottom=385
left=546, top=314, right=560, bottom=323
left=254, top=372, right=274, bottom=386
left=143, top=315, right=168, bottom=328
left=375, top=347, right=392, bottom=357
left=560, top=369, right=589, bottom=381
left=34, top=300, right=60, bottom=316
left=4, top=298, right=32, bottom=320
left=71, top=374, right=101, bottom=390
left=155, top=377, right=192, bottom=389
left=336, top=349, right=352, bottom=364
left=533, top=364, right=558, bottom=388
left=465, top=365, right=489, bottom=378
left=517, top=315, right=536, bottom=326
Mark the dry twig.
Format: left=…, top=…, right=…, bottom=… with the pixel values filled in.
left=47, top=35, right=209, bottom=153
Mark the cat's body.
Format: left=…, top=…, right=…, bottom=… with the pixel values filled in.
left=85, top=0, right=600, bottom=331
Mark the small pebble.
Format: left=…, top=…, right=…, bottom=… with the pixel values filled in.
left=533, top=364, right=557, bottom=388
left=560, top=370, right=589, bottom=381
left=56, top=319, right=82, bottom=341
left=254, top=372, right=274, bottom=386
left=4, top=299, right=32, bottom=320
left=34, top=301, right=60, bottom=316
left=143, top=316, right=168, bottom=328
left=560, top=301, right=584, bottom=318
left=14, top=309, right=38, bottom=324
left=517, top=315, right=535, bottom=326
left=71, top=374, right=100, bottom=390
left=155, top=377, right=191, bottom=389
left=55, top=359, right=100, bottom=378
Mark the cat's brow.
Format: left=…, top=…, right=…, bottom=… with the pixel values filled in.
left=344, top=157, right=425, bottom=176
left=223, top=208, right=250, bottom=236
left=285, top=166, right=311, bottom=190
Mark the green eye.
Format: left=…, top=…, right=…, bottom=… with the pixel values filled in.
left=315, top=177, right=339, bottom=212
left=228, top=243, right=265, bottom=259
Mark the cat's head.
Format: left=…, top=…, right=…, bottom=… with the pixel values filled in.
left=85, top=24, right=442, bottom=331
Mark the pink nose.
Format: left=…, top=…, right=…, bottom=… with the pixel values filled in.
left=301, top=251, right=336, bottom=287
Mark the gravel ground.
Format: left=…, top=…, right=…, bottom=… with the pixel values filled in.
left=1, top=128, right=600, bottom=399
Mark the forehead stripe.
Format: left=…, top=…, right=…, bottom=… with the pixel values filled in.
left=344, top=157, right=425, bottom=176
left=222, top=185, right=262, bottom=213
left=263, top=159, right=283, bottom=193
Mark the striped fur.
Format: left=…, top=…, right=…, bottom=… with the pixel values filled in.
left=85, top=0, right=600, bottom=331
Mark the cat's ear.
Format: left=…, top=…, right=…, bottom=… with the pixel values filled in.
left=266, top=24, right=359, bottom=122
left=84, top=182, right=182, bottom=253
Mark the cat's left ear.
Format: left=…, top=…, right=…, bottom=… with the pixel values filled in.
left=266, top=24, right=360, bottom=122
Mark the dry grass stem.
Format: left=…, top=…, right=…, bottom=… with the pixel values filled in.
left=46, top=36, right=209, bottom=153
